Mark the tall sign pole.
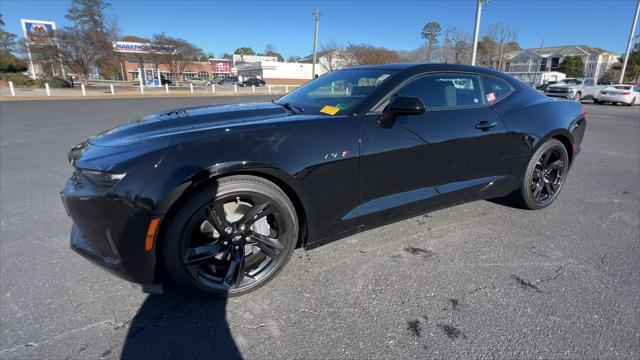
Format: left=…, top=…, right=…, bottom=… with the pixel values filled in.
left=311, top=9, right=319, bottom=78
left=470, top=0, right=484, bottom=66
left=619, top=0, right=640, bottom=83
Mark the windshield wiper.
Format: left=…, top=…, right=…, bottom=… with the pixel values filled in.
left=273, top=100, right=304, bottom=114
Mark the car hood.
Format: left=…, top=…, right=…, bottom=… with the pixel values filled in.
left=89, top=102, right=290, bottom=147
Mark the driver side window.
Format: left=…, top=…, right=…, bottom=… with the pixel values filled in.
left=393, top=73, right=484, bottom=109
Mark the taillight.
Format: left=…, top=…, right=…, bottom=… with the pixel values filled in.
left=621, top=91, right=631, bottom=95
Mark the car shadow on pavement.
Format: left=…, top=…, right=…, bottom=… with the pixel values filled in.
left=120, top=293, right=241, bottom=359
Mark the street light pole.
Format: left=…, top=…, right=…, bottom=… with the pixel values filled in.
left=619, top=0, right=640, bottom=83
left=470, top=0, right=485, bottom=66
left=311, top=9, right=320, bottom=78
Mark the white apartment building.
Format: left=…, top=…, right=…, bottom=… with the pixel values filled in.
left=300, top=50, right=355, bottom=72
left=503, top=45, right=619, bottom=85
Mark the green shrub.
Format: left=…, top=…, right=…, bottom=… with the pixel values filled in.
left=33, top=77, right=71, bottom=88
left=1, top=72, right=33, bottom=86
left=0, top=53, right=28, bottom=73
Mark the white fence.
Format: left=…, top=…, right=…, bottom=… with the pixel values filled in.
left=2, top=81, right=300, bottom=98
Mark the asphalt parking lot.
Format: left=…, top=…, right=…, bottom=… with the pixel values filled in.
left=1, top=97, right=638, bottom=359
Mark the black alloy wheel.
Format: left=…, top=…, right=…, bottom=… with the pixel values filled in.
left=163, top=175, right=298, bottom=296
left=516, top=139, right=569, bottom=210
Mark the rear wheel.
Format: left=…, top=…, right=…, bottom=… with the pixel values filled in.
left=514, top=139, right=569, bottom=210
left=163, top=175, right=298, bottom=296
left=629, top=97, right=636, bottom=106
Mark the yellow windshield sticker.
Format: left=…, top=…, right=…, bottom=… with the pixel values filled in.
left=320, top=105, right=340, bottom=115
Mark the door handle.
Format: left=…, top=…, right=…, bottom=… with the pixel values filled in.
left=475, top=121, right=498, bottom=131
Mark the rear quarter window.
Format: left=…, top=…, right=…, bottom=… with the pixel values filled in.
left=481, top=75, right=514, bottom=104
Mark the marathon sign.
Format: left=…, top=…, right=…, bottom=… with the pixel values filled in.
left=113, top=41, right=176, bottom=54
left=21, top=19, right=56, bottom=45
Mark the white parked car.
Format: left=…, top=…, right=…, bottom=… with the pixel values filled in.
left=596, top=84, right=640, bottom=106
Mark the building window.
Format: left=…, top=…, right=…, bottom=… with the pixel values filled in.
left=198, top=71, right=209, bottom=79
left=540, top=58, right=547, bottom=71
left=182, top=72, right=197, bottom=80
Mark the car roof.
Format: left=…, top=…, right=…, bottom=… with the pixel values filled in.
left=339, top=63, right=513, bottom=77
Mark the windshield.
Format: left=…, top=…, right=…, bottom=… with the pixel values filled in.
left=558, top=79, right=583, bottom=85
left=275, top=69, right=399, bottom=115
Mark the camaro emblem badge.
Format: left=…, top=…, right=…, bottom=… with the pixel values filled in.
left=324, top=150, right=350, bottom=160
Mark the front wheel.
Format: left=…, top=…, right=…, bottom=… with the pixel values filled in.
left=514, top=139, right=569, bottom=210
left=573, top=92, right=582, bottom=101
left=163, top=175, right=299, bottom=296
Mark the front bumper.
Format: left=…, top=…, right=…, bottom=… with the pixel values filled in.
left=61, top=171, right=159, bottom=284
left=545, top=91, right=573, bottom=99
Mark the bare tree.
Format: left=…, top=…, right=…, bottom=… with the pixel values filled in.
left=453, top=35, right=471, bottom=65
left=152, top=33, right=203, bottom=86
left=345, top=43, right=401, bottom=66
left=32, top=27, right=102, bottom=84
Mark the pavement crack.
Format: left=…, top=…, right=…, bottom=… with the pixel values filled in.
left=537, top=263, right=575, bottom=283
left=511, top=274, right=547, bottom=294
left=0, top=320, right=129, bottom=354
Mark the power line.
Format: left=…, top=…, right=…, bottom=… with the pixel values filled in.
left=321, top=12, right=416, bottom=46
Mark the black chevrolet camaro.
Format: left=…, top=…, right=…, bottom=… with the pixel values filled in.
left=61, top=64, right=586, bottom=296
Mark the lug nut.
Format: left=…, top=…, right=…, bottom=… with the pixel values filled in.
left=235, top=246, right=240, bottom=250
left=223, top=241, right=229, bottom=246
left=224, top=227, right=233, bottom=234
left=245, top=236, right=251, bottom=241
left=239, top=225, right=246, bottom=231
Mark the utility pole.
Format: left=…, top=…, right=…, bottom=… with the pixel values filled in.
left=619, top=0, right=640, bottom=83
left=311, top=8, right=319, bottom=79
left=470, top=0, right=487, bottom=66
left=532, top=39, right=544, bottom=87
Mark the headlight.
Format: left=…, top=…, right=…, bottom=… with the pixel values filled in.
left=80, top=169, right=126, bottom=187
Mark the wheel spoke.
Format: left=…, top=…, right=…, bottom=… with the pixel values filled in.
left=545, top=182, right=554, bottom=197
left=247, top=231, right=283, bottom=258
left=532, top=183, right=543, bottom=201
left=223, top=245, right=245, bottom=287
left=206, top=201, right=229, bottom=232
left=237, top=200, right=272, bottom=227
left=184, top=243, right=226, bottom=265
left=546, top=159, right=565, bottom=172
left=541, top=151, right=551, bottom=167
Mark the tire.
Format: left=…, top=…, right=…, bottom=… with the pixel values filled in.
left=573, top=92, right=581, bottom=101
left=628, top=97, right=636, bottom=106
left=162, top=175, right=299, bottom=297
left=513, top=139, right=569, bottom=210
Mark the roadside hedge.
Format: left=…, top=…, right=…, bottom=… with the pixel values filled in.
left=33, top=77, right=71, bottom=88
left=1, top=72, right=33, bottom=86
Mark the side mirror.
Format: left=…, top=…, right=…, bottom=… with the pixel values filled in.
left=379, top=96, right=425, bottom=128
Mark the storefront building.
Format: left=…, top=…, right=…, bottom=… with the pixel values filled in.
left=123, top=58, right=232, bottom=84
